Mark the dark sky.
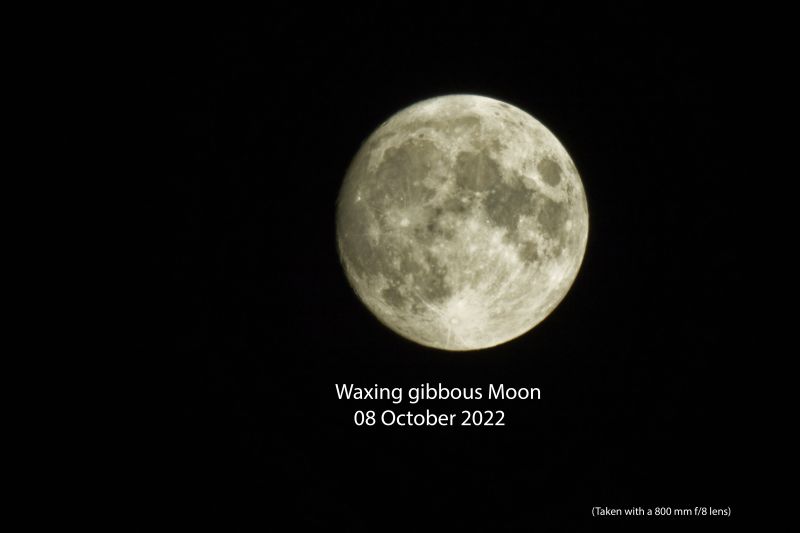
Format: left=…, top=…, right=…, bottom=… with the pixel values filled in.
left=138, top=5, right=756, bottom=529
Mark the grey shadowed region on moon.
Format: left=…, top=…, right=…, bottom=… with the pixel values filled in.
left=336, top=95, right=588, bottom=351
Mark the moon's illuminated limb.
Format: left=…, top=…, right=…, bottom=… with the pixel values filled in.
left=336, top=95, right=588, bottom=350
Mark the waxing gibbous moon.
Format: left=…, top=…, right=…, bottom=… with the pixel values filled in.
left=336, top=94, right=588, bottom=351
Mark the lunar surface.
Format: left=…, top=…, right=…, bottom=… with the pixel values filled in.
left=336, top=95, right=588, bottom=350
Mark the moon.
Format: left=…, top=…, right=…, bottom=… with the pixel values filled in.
left=336, top=95, right=588, bottom=351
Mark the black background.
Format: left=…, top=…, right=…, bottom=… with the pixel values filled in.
left=140, top=5, right=754, bottom=529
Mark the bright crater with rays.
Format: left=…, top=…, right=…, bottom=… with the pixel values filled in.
left=336, top=95, right=588, bottom=350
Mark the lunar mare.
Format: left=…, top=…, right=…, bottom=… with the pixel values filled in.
left=336, top=95, right=588, bottom=350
